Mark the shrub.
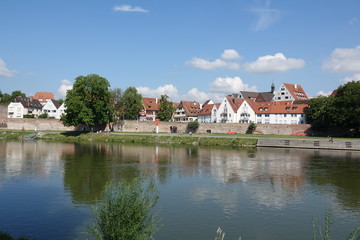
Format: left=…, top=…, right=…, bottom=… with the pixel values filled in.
left=88, top=178, right=160, bottom=240
left=23, top=114, right=35, bottom=118
left=38, top=113, right=48, bottom=119
left=187, top=121, right=199, bottom=133
left=246, top=123, right=257, bottom=134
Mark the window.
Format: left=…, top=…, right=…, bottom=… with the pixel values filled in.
left=257, top=114, right=261, bottom=117
left=265, top=114, right=269, bottom=117
left=285, top=96, right=289, bottom=99
left=284, top=114, right=287, bottom=117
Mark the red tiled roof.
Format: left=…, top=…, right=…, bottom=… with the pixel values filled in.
left=198, top=104, right=215, bottom=116
left=142, top=98, right=160, bottom=111
left=247, top=100, right=307, bottom=114
left=226, top=96, right=244, bottom=112
left=179, top=101, right=202, bottom=116
left=32, top=92, right=54, bottom=103
left=283, top=83, right=309, bottom=101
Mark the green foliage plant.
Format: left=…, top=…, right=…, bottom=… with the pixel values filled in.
left=61, top=74, right=114, bottom=127
left=38, top=113, right=48, bottom=119
left=246, top=123, right=257, bottom=134
left=187, top=121, right=199, bottom=133
left=123, top=87, right=143, bottom=120
left=158, top=94, right=175, bottom=121
left=88, top=178, right=160, bottom=240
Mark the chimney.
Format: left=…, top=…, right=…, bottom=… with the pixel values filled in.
left=271, top=83, right=275, bottom=93
left=155, top=98, right=158, bottom=104
left=294, top=84, right=298, bottom=89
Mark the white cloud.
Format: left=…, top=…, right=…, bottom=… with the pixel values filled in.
left=323, top=46, right=360, bottom=73
left=251, top=0, right=284, bottom=31
left=186, top=49, right=241, bottom=70
left=221, top=49, right=241, bottom=60
left=340, top=73, right=360, bottom=84
left=57, top=79, right=73, bottom=97
left=317, top=90, right=332, bottom=97
left=113, top=5, right=148, bottom=13
left=244, top=53, right=305, bottom=74
left=0, top=58, right=17, bottom=77
left=209, top=76, right=257, bottom=94
left=137, top=84, right=179, bottom=99
left=136, top=77, right=257, bottom=103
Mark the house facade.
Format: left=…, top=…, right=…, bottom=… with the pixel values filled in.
left=139, top=98, right=160, bottom=121
left=197, top=100, right=218, bottom=123
left=7, top=97, right=43, bottom=118
left=174, top=101, right=201, bottom=122
left=272, top=83, right=308, bottom=101
left=42, top=99, right=63, bottom=119
left=31, top=92, right=55, bottom=105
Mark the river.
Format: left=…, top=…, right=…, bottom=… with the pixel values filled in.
left=0, top=140, right=359, bottom=240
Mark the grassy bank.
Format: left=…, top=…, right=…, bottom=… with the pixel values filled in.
left=38, top=132, right=258, bottom=147
left=0, top=130, right=34, bottom=140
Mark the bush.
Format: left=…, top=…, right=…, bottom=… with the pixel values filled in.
left=246, top=123, right=257, bottom=134
left=187, top=121, right=199, bottom=133
left=38, top=113, right=48, bottom=119
left=23, top=114, right=35, bottom=118
left=88, top=178, right=160, bottom=240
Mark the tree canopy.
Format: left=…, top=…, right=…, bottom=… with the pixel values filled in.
left=61, top=74, right=114, bottom=127
left=305, top=81, right=360, bottom=135
left=122, top=87, right=142, bottom=120
left=157, top=94, right=175, bottom=121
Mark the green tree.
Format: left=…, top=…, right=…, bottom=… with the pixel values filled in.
left=157, top=94, right=175, bottom=121
left=123, top=87, right=142, bottom=120
left=305, top=96, right=337, bottom=130
left=0, top=93, right=12, bottom=104
left=11, top=90, right=25, bottom=99
left=61, top=74, right=114, bottom=127
left=305, top=81, right=360, bottom=135
left=88, top=178, right=160, bottom=240
left=110, top=88, right=125, bottom=129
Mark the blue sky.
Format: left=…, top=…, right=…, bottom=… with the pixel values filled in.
left=1, top=0, right=360, bottom=102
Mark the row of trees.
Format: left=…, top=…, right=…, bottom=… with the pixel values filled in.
left=0, top=90, right=26, bottom=104
left=61, top=74, right=175, bottom=129
left=305, top=81, right=360, bottom=136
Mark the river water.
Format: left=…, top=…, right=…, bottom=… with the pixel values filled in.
left=0, top=140, right=359, bottom=240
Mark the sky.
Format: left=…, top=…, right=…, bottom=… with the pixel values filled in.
left=1, top=0, right=360, bottom=103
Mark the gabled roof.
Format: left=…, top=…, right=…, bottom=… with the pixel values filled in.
left=240, top=91, right=259, bottom=99
left=142, top=98, right=160, bottom=111
left=226, top=96, right=245, bottom=113
left=43, top=99, right=61, bottom=109
left=256, top=92, right=275, bottom=102
left=178, top=101, right=202, bottom=116
left=198, top=104, right=215, bottom=116
left=32, top=92, right=55, bottom=103
left=247, top=100, right=307, bottom=114
left=283, top=83, right=309, bottom=100
left=14, top=97, right=43, bottom=109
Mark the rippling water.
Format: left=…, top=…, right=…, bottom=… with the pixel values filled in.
left=0, top=140, right=359, bottom=240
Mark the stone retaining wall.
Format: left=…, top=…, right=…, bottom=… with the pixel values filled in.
left=1, top=118, right=311, bottom=135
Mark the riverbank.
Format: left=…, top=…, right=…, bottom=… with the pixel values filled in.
left=2, top=130, right=360, bottom=150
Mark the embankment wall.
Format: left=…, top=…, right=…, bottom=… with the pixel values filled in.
left=0, top=118, right=312, bottom=135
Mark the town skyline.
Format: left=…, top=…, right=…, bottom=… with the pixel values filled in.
left=1, top=0, right=360, bottom=102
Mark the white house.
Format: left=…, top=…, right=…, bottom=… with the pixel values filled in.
left=248, top=100, right=307, bottom=124
left=216, top=96, right=254, bottom=123
left=7, top=97, right=43, bottom=118
left=273, top=83, right=309, bottom=102
left=173, top=101, right=201, bottom=122
left=197, top=100, right=219, bottom=123
left=42, top=99, right=63, bottom=119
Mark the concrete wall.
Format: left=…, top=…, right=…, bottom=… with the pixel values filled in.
left=1, top=117, right=311, bottom=135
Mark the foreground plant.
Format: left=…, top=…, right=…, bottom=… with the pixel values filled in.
left=88, top=178, right=160, bottom=240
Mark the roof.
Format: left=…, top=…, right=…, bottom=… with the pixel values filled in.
left=256, top=92, right=275, bottom=102
left=247, top=100, right=308, bottom=114
left=14, top=96, right=43, bottom=109
left=198, top=104, right=215, bottom=116
left=283, top=83, right=309, bottom=100
left=32, top=92, right=55, bottom=103
left=240, top=91, right=259, bottom=99
left=142, top=98, right=160, bottom=111
left=226, top=96, right=245, bottom=112
left=178, top=101, right=202, bottom=116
